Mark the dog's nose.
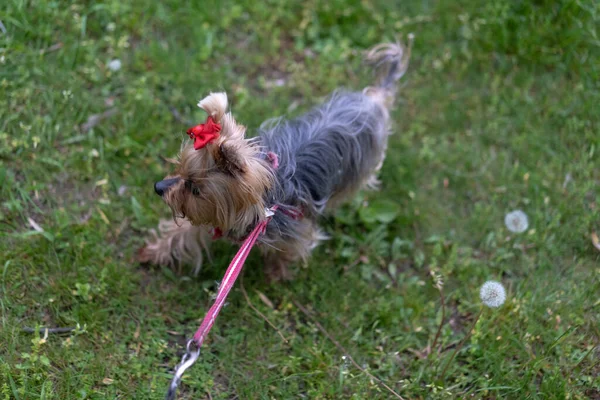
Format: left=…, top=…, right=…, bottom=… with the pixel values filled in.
left=154, top=178, right=180, bottom=196
left=154, top=182, right=165, bottom=196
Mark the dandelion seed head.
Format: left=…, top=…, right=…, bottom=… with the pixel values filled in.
left=505, top=210, right=529, bottom=233
left=107, top=59, right=122, bottom=71
left=479, top=281, right=506, bottom=308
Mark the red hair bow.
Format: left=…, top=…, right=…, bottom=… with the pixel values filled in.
left=187, top=116, right=221, bottom=150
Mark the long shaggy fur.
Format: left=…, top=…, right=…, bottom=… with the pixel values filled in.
left=138, top=219, right=211, bottom=275
left=141, top=38, right=412, bottom=279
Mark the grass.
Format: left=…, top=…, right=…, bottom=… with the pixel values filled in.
left=1, top=0, right=599, bottom=398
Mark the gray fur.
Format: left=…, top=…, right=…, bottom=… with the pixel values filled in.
left=251, top=40, right=412, bottom=247
left=258, top=92, right=389, bottom=244
left=262, top=92, right=387, bottom=209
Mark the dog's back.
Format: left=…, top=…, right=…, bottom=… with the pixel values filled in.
left=260, top=91, right=388, bottom=213
left=260, top=39, right=413, bottom=215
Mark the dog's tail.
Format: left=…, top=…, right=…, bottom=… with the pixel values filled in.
left=364, top=34, right=414, bottom=106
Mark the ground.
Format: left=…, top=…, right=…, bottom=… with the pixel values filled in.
left=1, top=0, right=599, bottom=399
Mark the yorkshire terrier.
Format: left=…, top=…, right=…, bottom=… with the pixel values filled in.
left=139, top=38, right=412, bottom=281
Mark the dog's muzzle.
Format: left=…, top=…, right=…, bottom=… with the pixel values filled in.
left=154, top=178, right=180, bottom=196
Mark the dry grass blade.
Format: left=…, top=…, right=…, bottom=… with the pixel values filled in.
left=430, top=287, right=446, bottom=354
left=40, top=42, right=63, bottom=55
left=240, top=273, right=288, bottom=343
left=591, top=232, right=600, bottom=252
left=293, top=300, right=405, bottom=400
left=22, top=327, right=75, bottom=334
left=27, top=217, right=44, bottom=232
left=81, top=108, right=117, bottom=132
left=255, top=290, right=275, bottom=309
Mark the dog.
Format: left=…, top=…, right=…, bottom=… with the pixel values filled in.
left=139, top=38, right=412, bottom=281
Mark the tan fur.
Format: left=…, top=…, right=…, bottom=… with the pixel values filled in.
left=138, top=219, right=211, bottom=275
left=159, top=94, right=275, bottom=235
left=364, top=36, right=413, bottom=109
left=139, top=93, right=275, bottom=274
left=198, top=92, right=227, bottom=122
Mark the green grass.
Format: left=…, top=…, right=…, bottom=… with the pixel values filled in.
left=1, top=0, right=599, bottom=398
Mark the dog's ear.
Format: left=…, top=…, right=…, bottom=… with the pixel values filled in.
left=214, top=142, right=247, bottom=175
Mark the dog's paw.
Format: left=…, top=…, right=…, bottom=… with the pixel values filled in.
left=136, top=245, right=156, bottom=265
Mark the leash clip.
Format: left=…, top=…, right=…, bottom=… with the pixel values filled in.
left=165, top=339, right=201, bottom=400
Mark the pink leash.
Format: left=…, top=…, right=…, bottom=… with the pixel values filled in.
left=166, top=206, right=278, bottom=400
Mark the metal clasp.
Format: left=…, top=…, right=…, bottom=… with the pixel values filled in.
left=165, top=339, right=201, bottom=400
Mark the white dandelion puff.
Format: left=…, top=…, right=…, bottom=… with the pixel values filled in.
left=479, top=281, right=506, bottom=308
left=504, top=210, right=529, bottom=233
left=107, top=59, right=122, bottom=71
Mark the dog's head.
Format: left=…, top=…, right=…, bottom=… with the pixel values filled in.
left=155, top=93, right=274, bottom=231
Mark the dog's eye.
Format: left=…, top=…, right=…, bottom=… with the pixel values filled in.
left=185, top=180, right=202, bottom=197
